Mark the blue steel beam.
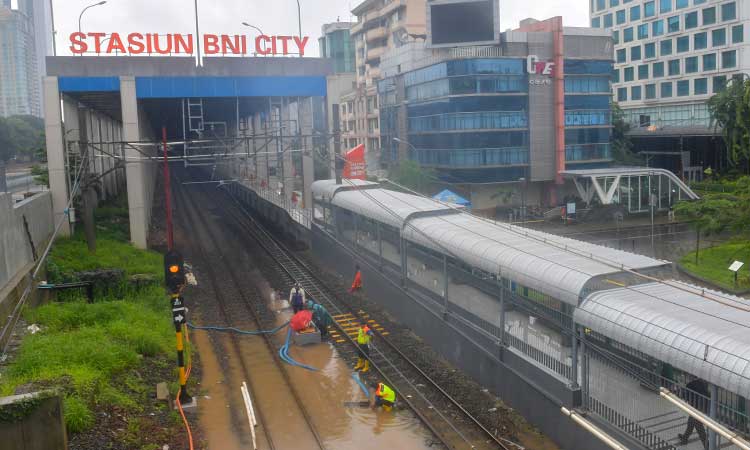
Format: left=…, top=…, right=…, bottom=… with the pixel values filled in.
left=57, top=76, right=327, bottom=98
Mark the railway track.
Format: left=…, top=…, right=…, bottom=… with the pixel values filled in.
left=213, top=182, right=521, bottom=450
left=173, top=174, right=327, bottom=450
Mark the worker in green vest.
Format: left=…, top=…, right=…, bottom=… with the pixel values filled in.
left=355, top=323, right=373, bottom=372
left=370, top=381, right=396, bottom=412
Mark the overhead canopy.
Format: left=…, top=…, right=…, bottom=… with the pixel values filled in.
left=433, top=189, right=471, bottom=207
left=316, top=183, right=668, bottom=305
left=576, top=281, right=750, bottom=398
left=405, top=213, right=667, bottom=305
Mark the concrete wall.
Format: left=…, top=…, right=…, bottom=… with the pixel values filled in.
left=46, top=56, right=333, bottom=78
left=0, top=192, right=53, bottom=291
left=309, top=226, right=611, bottom=450
left=0, top=392, right=67, bottom=450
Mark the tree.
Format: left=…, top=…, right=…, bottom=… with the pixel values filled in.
left=610, top=102, right=643, bottom=165
left=674, top=194, right=737, bottom=263
left=707, top=76, right=750, bottom=170
left=388, top=159, right=436, bottom=193
left=674, top=177, right=750, bottom=264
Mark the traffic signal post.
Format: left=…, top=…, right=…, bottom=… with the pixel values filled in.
left=164, top=250, right=193, bottom=406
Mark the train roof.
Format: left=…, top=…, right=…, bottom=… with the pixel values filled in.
left=576, top=281, right=750, bottom=397
left=313, top=182, right=668, bottom=304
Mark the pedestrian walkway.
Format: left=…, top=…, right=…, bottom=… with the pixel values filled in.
left=240, top=180, right=311, bottom=229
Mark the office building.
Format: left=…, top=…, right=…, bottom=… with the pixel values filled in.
left=378, top=16, right=613, bottom=211
left=319, top=21, right=356, bottom=74
left=590, top=0, right=749, bottom=174
left=340, top=0, right=427, bottom=173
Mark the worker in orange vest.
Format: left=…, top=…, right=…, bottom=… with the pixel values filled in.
left=350, top=264, right=362, bottom=293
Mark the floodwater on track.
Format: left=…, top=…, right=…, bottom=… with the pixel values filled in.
left=191, top=265, right=437, bottom=450
left=256, top=270, right=438, bottom=450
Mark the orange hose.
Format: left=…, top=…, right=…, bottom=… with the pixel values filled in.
left=176, top=323, right=194, bottom=450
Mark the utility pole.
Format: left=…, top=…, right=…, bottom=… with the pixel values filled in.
left=194, top=0, right=201, bottom=65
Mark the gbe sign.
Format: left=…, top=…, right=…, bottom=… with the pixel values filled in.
left=526, top=55, right=555, bottom=76
left=526, top=55, right=555, bottom=87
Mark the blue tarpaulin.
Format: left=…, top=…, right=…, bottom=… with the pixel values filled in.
left=433, top=189, right=471, bottom=207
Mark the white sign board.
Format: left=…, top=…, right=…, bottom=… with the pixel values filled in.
left=728, top=261, right=744, bottom=272
left=567, top=202, right=576, bottom=215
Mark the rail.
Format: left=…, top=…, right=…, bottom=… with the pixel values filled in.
left=221, top=185, right=520, bottom=450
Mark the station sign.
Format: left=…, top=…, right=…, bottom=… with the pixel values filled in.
left=69, top=32, right=310, bottom=57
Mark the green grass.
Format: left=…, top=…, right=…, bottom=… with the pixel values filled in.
left=47, top=237, right=162, bottom=282
left=0, top=286, right=173, bottom=431
left=0, top=200, right=174, bottom=434
left=680, top=241, right=750, bottom=291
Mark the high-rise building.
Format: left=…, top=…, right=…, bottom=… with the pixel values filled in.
left=340, top=0, right=427, bottom=173
left=378, top=16, right=613, bottom=211
left=319, top=21, right=356, bottom=74
left=590, top=0, right=748, bottom=175
left=0, top=0, right=51, bottom=118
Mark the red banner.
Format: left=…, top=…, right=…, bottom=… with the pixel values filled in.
left=342, top=144, right=366, bottom=180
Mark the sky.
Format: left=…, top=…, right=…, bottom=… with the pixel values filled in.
left=51, top=0, right=590, bottom=57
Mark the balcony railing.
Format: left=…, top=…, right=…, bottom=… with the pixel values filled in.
left=565, top=143, right=612, bottom=161
left=409, top=111, right=528, bottom=132
left=564, top=110, right=611, bottom=127
left=414, top=147, right=529, bottom=168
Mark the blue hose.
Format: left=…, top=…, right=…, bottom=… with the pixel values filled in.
left=187, top=321, right=289, bottom=335
left=279, top=328, right=319, bottom=371
left=351, top=372, right=370, bottom=398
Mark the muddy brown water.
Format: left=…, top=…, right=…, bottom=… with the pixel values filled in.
left=192, top=269, right=437, bottom=450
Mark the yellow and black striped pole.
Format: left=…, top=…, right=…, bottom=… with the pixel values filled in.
left=171, top=294, right=192, bottom=403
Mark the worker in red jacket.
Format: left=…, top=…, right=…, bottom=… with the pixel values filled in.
left=350, top=264, right=362, bottom=293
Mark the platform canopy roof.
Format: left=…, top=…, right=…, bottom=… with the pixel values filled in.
left=576, top=281, right=750, bottom=397
left=314, top=183, right=668, bottom=305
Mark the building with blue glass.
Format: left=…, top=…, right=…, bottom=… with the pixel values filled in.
left=378, top=17, right=613, bottom=210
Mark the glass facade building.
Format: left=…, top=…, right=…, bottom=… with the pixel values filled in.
left=318, top=23, right=356, bottom=74
left=379, top=57, right=612, bottom=183
left=0, top=0, right=42, bottom=117
left=591, top=0, right=749, bottom=130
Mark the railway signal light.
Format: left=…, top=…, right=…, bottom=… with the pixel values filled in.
left=164, top=250, right=185, bottom=293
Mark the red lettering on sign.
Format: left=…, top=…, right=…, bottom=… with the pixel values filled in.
left=256, top=35, right=271, bottom=55
left=153, top=34, right=173, bottom=55
left=204, top=34, right=220, bottom=55
left=106, top=33, right=127, bottom=54
left=88, top=32, right=106, bottom=53
left=145, top=33, right=154, bottom=53
left=69, top=32, right=87, bottom=54
left=294, top=36, right=309, bottom=57
left=174, top=34, right=193, bottom=54
left=277, top=35, right=292, bottom=54
left=128, top=33, right=145, bottom=54
left=221, top=35, right=241, bottom=55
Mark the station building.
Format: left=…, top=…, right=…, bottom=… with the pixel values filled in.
left=43, top=55, right=333, bottom=249
left=377, top=15, right=615, bottom=211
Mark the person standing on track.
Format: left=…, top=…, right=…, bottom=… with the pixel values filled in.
left=354, top=322, right=373, bottom=372
left=370, top=381, right=396, bottom=412
left=306, top=299, right=332, bottom=338
left=350, top=264, right=362, bottom=293
left=289, top=283, right=306, bottom=314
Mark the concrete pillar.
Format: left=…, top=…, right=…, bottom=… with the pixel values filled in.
left=120, top=76, right=148, bottom=249
left=301, top=98, right=314, bottom=210
left=256, top=113, right=268, bottom=188
left=43, top=76, right=70, bottom=236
